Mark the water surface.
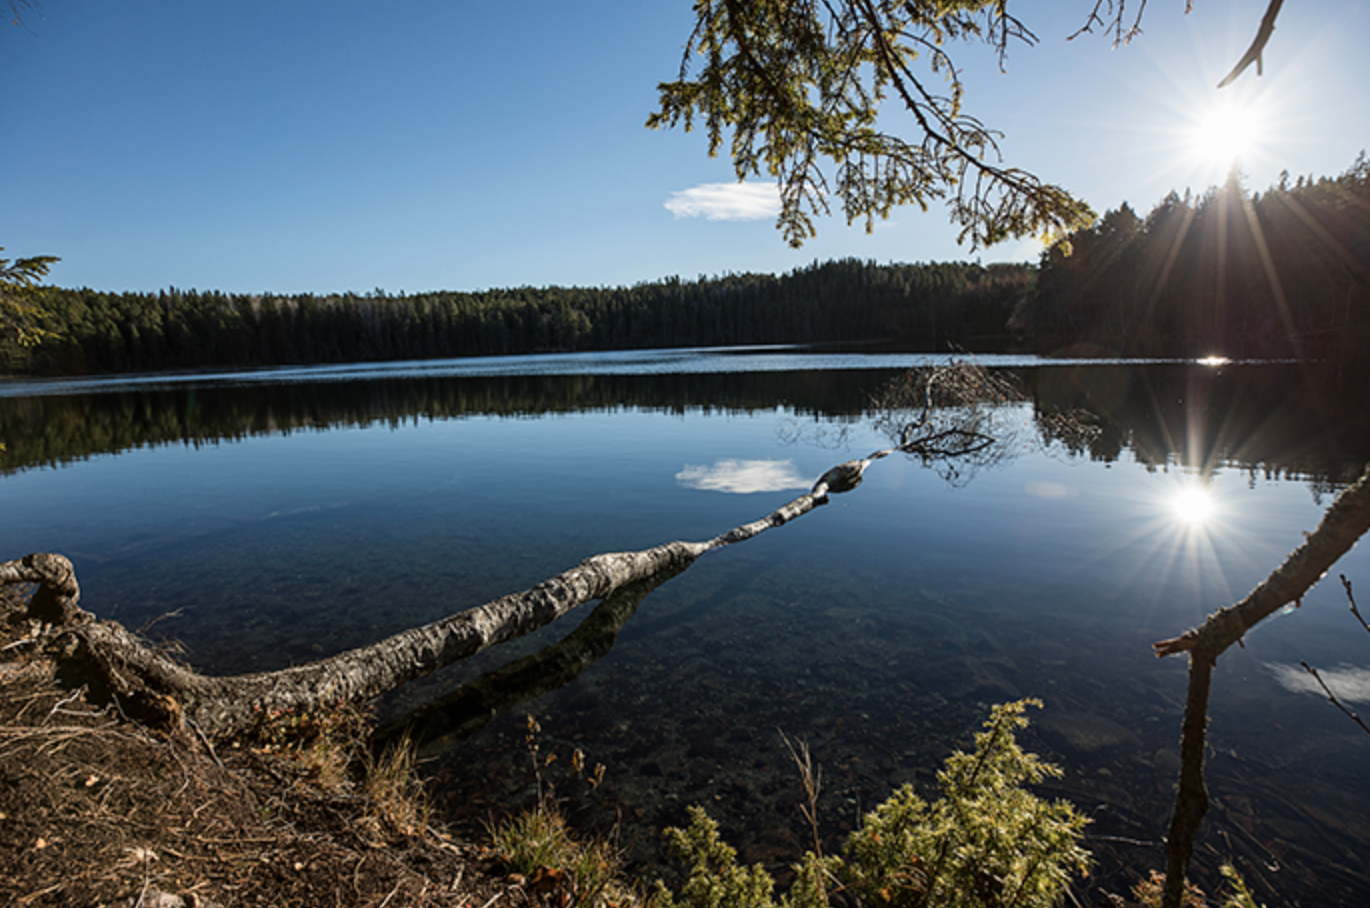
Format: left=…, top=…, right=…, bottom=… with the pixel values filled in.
left=2, top=350, right=1367, bottom=904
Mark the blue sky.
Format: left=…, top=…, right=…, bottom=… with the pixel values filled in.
left=3, top=1, right=1367, bottom=294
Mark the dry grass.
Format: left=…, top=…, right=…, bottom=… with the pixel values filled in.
left=362, top=736, right=433, bottom=842
left=0, top=587, right=541, bottom=908
left=487, top=802, right=633, bottom=908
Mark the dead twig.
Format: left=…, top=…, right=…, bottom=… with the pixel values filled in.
left=376, top=880, right=403, bottom=908
left=1342, top=574, right=1370, bottom=636
left=19, top=882, right=65, bottom=904
left=2, top=634, right=38, bottom=652
left=43, top=685, right=87, bottom=723
left=1300, top=661, right=1370, bottom=736
left=189, top=719, right=225, bottom=770
left=779, top=730, right=823, bottom=856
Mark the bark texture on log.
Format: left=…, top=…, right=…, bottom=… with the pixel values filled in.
left=372, top=563, right=687, bottom=758
left=20, top=541, right=707, bottom=737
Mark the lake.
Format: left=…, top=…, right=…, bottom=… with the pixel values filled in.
left=2, top=348, right=1368, bottom=904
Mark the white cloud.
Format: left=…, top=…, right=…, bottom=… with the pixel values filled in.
left=1025, top=481, right=1072, bottom=500
left=676, top=459, right=810, bottom=494
left=1267, top=662, right=1370, bottom=704
left=664, top=182, right=780, bottom=222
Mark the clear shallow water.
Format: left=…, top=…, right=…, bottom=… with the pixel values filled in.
left=2, top=350, right=1368, bottom=903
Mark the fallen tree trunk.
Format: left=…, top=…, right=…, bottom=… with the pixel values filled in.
left=21, top=540, right=712, bottom=737
left=2, top=361, right=1007, bottom=742
left=3, top=452, right=901, bottom=740
left=372, top=561, right=689, bottom=758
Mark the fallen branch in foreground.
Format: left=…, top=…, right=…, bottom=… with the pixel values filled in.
left=1152, top=462, right=1370, bottom=908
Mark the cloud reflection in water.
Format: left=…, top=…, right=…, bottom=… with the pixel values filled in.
left=676, top=458, right=811, bottom=494
left=1267, top=662, right=1370, bottom=704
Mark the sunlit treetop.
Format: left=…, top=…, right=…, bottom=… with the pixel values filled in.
left=650, top=0, right=1282, bottom=250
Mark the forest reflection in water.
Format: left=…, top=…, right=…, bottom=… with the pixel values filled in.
left=2, top=353, right=1370, bottom=904
left=2, top=357, right=1369, bottom=486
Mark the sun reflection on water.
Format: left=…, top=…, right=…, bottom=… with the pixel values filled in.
left=1080, top=470, right=1252, bottom=631
left=1172, top=486, right=1216, bottom=524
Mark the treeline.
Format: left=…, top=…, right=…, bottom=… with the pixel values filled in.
left=9, top=158, right=1366, bottom=374
left=1015, top=154, right=1370, bottom=358
left=4, top=260, right=1033, bottom=375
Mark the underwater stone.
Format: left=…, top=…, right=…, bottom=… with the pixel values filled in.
left=1036, top=710, right=1140, bottom=759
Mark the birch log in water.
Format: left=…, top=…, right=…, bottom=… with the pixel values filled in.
left=0, top=361, right=1023, bottom=741
left=1, top=452, right=873, bottom=738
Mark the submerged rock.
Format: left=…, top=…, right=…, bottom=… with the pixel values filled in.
left=1036, top=710, right=1140, bottom=760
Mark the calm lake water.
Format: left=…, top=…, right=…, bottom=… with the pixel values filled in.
left=3, top=348, right=1368, bottom=904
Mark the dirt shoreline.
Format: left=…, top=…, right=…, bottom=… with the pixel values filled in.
left=0, top=586, right=545, bottom=908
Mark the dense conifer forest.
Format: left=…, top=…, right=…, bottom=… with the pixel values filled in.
left=4, top=157, right=1367, bottom=376
left=1017, top=155, right=1370, bottom=358
left=2, top=260, right=1032, bottom=375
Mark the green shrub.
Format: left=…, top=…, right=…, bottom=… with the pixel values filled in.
left=657, top=700, right=1090, bottom=908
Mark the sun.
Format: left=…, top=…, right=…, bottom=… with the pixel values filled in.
left=1188, top=99, right=1265, bottom=168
